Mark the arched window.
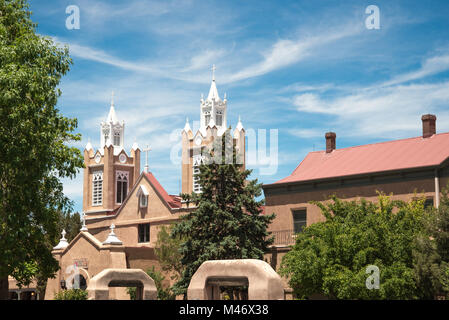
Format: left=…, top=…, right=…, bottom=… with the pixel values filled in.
left=116, top=171, right=129, bottom=204
left=113, top=131, right=121, bottom=146
left=204, top=111, right=211, bottom=126
left=216, top=110, right=223, bottom=126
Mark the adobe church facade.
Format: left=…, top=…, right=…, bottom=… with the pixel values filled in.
left=44, top=72, right=245, bottom=299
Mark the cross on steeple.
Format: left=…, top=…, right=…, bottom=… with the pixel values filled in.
left=143, top=144, right=151, bottom=173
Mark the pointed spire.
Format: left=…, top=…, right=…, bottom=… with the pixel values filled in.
left=85, top=138, right=93, bottom=151
left=102, top=224, right=122, bottom=245
left=107, top=91, right=119, bottom=124
left=236, top=115, right=244, bottom=131
left=132, top=138, right=139, bottom=151
left=207, top=64, right=220, bottom=101
left=183, top=117, right=192, bottom=132
left=53, top=229, right=69, bottom=250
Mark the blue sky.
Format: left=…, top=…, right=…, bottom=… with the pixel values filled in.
left=29, top=0, right=449, bottom=213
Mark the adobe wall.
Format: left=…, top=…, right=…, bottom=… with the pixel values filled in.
left=265, top=174, right=448, bottom=232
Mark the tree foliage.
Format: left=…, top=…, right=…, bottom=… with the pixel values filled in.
left=413, top=185, right=449, bottom=299
left=171, top=129, right=275, bottom=296
left=0, top=0, right=83, bottom=298
left=155, top=224, right=185, bottom=282
left=280, top=194, right=427, bottom=299
left=54, top=289, right=87, bottom=300
left=127, top=266, right=175, bottom=300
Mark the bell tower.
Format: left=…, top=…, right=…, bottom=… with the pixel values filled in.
left=83, top=93, right=141, bottom=216
left=181, top=66, right=245, bottom=200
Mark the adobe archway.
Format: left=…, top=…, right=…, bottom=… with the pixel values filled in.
left=87, top=269, right=157, bottom=300
left=187, top=259, right=285, bottom=300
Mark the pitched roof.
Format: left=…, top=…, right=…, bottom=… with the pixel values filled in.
left=271, top=132, right=449, bottom=186
left=143, top=172, right=181, bottom=208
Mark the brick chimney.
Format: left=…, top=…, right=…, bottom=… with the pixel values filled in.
left=422, top=114, right=436, bottom=138
left=325, top=132, right=336, bottom=153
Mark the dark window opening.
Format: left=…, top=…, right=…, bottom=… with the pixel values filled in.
left=293, top=209, right=307, bottom=234
left=138, top=224, right=150, bottom=243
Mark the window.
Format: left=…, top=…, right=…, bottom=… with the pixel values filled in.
left=116, top=171, right=129, bottom=204
left=204, top=111, right=211, bottom=126
left=92, top=171, right=103, bottom=206
left=138, top=224, right=150, bottom=243
left=293, top=209, right=307, bottom=233
left=140, top=194, right=148, bottom=207
left=113, top=131, right=120, bottom=146
left=216, top=111, right=223, bottom=126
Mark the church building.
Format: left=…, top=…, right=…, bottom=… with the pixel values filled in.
left=44, top=71, right=245, bottom=299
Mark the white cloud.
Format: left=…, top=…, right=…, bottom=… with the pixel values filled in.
left=382, top=53, right=449, bottom=87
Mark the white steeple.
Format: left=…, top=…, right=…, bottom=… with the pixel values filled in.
left=200, top=65, right=227, bottom=134
left=207, top=65, right=220, bottom=101
left=85, top=138, right=93, bottom=151
left=183, top=117, right=192, bottom=133
left=236, top=115, right=244, bottom=132
left=100, top=91, right=125, bottom=155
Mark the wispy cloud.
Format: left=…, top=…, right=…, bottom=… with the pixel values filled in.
left=382, top=53, right=449, bottom=87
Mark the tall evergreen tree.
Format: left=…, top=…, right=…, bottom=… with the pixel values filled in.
left=171, top=129, right=275, bottom=296
left=0, top=0, right=83, bottom=299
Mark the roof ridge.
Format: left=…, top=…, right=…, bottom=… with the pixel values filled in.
left=316, top=131, right=449, bottom=153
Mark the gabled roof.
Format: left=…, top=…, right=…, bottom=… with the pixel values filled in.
left=269, top=132, right=449, bottom=186
left=143, top=172, right=181, bottom=208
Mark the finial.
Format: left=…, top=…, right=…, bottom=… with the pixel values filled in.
left=80, top=212, right=88, bottom=231
left=143, top=144, right=151, bottom=173
left=102, top=223, right=122, bottom=245
left=224, top=92, right=227, bottom=100
left=53, top=229, right=69, bottom=250
left=211, top=64, right=216, bottom=81
left=111, top=91, right=115, bottom=107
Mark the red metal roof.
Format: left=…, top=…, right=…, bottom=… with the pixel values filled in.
left=144, top=172, right=181, bottom=208
left=272, top=132, right=449, bottom=185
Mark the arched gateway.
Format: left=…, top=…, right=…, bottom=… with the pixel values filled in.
left=87, top=269, right=157, bottom=300
left=187, top=259, right=285, bottom=300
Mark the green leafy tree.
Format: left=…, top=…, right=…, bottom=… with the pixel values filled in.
left=0, top=0, right=83, bottom=299
left=155, top=224, right=185, bottom=283
left=127, top=266, right=175, bottom=300
left=35, top=212, right=82, bottom=299
left=171, top=129, right=275, bottom=297
left=54, top=289, right=87, bottom=300
left=413, top=186, right=449, bottom=299
left=280, top=194, right=427, bottom=299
